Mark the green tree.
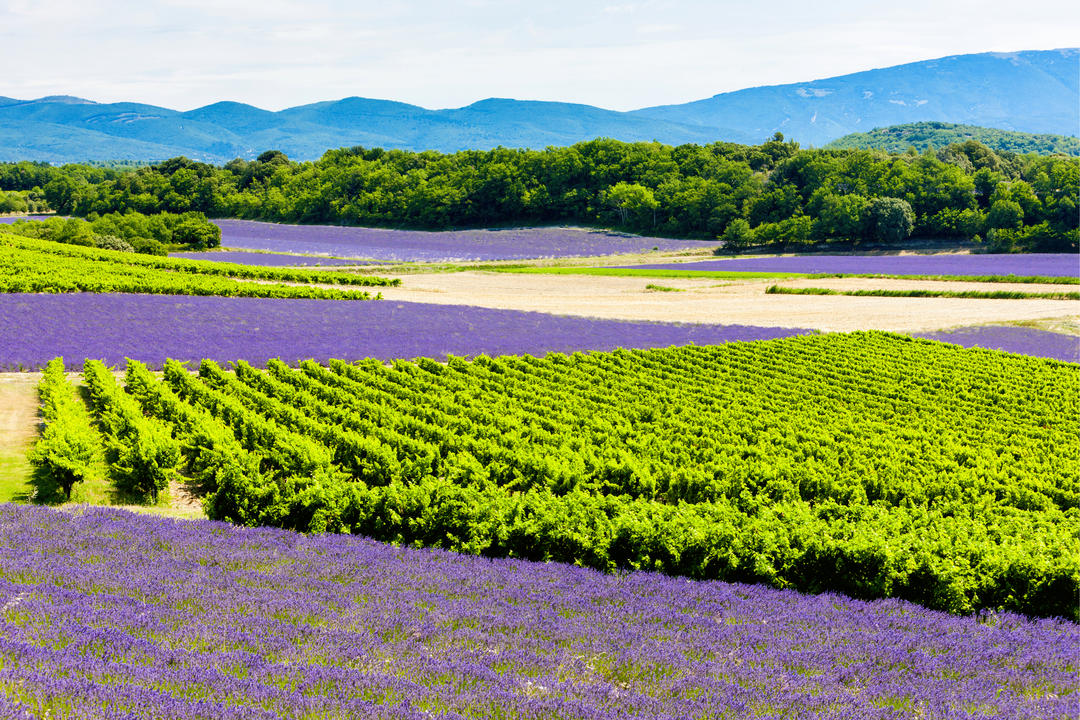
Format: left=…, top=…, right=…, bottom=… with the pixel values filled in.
left=986, top=199, right=1024, bottom=231
left=604, top=182, right=659, bottom=227
left=866, top=197, right=915, bottom=243
left=719, top=218, right=754, bottom=249
left=171, top=216, right=222, bottom=249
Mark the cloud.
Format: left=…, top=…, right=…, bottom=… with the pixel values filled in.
left=0, top=0, right=1076, bottom=110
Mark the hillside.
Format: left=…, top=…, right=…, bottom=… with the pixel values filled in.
left=0, top=96, right=742, bottom=164
left=634, top=48, right=1079, bottom=147
left=826, top=122, right=1080, bottom=154
left=0, top=48, right=1075, bottom=162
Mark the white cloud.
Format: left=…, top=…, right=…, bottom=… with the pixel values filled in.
left=0, top=0, right=1076, bottom=110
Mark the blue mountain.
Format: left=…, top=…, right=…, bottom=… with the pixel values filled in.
left=633, top=49, right=1079, bottom=147
left=0, top=48, right=1075, bottom=163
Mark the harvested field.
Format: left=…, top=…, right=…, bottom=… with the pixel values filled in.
left=376, top=271, right=1080, bottom=332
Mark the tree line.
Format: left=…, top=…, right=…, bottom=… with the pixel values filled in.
left=1, top=136, right=1076, bottom=252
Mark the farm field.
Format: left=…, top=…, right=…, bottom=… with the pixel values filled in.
left=32, top=334, right=1079, bottom=619
left=2, top=219, right=1078, bottom=719
left=0, top=232, right=396, bottom=299
left=213, top=219, right=719, bottom=261
left=616, top=252, right=1080, bottom=277
left=2, top=21, right=1079, bottom=718
left=0, top=216, right=53, bottom=224
left=916, top=325, right=1080, bottom=362
left=373, top=269, right=1079, bottom=332
left=0, top=293, right=809, bottom=370
left=168, top=250, right=366, bottom=266
left=0, top=504, right=1075, bottom=720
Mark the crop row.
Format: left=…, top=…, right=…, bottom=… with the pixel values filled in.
left=0, top=230, right=397, bottom=286
left=47, top=333, right=1080, bottom=618
left=0, top=234, right=390, bottom=299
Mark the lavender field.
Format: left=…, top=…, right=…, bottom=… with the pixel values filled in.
left=0, top=293, right=808, bottom=369
left=0, top=505, right=1073, bottom=720
left=619, top=253, right=1080, bottom=277
left=214, top=219, right=714, bottom=261
left=0, top=216, right=53, bottom=224
left=168, top=250, right=364, bottom=267
left=915, top=325, right=1080, bottom=363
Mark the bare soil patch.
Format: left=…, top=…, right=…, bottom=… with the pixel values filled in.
left=0, top=373, right=40, bottom=500
left=376, top=272, right=1080, bottom=333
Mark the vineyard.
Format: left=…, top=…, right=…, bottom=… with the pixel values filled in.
left=37, top=333, right=1080, bottom=619
left=0, top=232, right=396, bottom=298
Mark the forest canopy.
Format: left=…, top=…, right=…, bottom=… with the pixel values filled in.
left=1, top=136, right=1076, bottom=252
left=825, top=122, right=1080, bottom=156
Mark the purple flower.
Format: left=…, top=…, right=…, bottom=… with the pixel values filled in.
left=916, top=325, right=1079, bottom=364
left=0, top=293, right=810, bottom=370
left=213, top=219, right=717, bottom=262
left=0, top=504, right=1073, bottom=719
left=616, top=254, right=1080, bottom=278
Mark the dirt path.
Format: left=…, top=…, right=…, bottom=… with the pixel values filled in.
left=0, top=373, right=40, bottom=501
left=373, top=271, right=1079, bottom=333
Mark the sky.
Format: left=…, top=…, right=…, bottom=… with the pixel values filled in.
left=2, top=0, right=1078, bottom=111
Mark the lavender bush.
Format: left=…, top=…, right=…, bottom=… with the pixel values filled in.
left=619, top=254, right=1080, bottom=277
left=214, top=219, right=716, bottom=261
left=916, top=325, right=1079, bottom=363
left=0, top=504, right=1073, bottom=719
left=0, top=293, right=809, bottom=370
left=168, top=251, right=365, bottom=267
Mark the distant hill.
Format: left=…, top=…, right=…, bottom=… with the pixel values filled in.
left=825, top=122, right=1080, bottom=155
left=0, top=48, right=1076, bottom=163
left=0, top=96, right=745, bottom=164
left=633, top=48, right=1079, bottom=147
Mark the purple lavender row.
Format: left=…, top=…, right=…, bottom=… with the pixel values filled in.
left=914, top=325, right=1080, bottom=364
left=0, top=216, right=54, bottom=224
left=615, top=253, right=1080, bottom=277
left=214, top=218, right=716, bottom=261
left=0, top=293, right=810, bottom=370
left=168, top=250, right=368, bottom=267
left=0, top=504, right=1073, bottom=719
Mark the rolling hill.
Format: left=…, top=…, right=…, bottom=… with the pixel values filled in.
left=825, top=122, right=1080, bottom=155
left=0, top=48, right=1075, bottom=163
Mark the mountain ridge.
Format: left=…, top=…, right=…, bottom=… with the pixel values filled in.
left=632, top=48, right=1079, bottom=146
left=1, top=48, right=1076, bottom=163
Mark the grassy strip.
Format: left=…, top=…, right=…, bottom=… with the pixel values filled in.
left=766, top=286, right=1080, bottom=300
left=644, top=284, right=685, bottom=292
